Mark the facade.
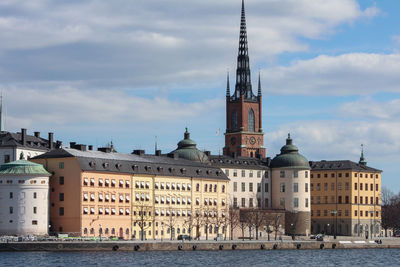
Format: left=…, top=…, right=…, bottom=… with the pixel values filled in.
left=0, top=160, right=50, bottom=235
left=270, top=135, right=311, bottom=236
left=32, top=130, right=229, bottom=240
left=0, top=128, right=56, bottom=164
left=223, top=0, right=265, bottom=159
left=310, top=154, right=382, bottom=237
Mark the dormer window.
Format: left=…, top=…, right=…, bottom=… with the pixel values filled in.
left=103, top=162, right=109, bottom=168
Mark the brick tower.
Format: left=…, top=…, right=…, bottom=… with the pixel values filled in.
left=223, top=0, right=265, bottom=158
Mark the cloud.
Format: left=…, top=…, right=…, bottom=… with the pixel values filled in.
left=339, top=98, right=400, bottom=120
left=262, top=53, right=400, bottom=95
left=0, top=0, right=379, bottom=90
left=3, top=86, right=223, bottom=130
left=393, top=35, right=400, bottom=45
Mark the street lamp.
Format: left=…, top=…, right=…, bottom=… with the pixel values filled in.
left=327, top=223, right=330, bottom=237
left=99, top=224, right=102, bottom=241
left=330, top=210, right=337, bottom=239
left=290, top=223, right=295, bottom=240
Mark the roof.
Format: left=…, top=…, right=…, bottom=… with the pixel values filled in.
left=0, top=131, right=53, bottom=151
left=310, top=160, right=382, bottom=173
left=0, top=159, right=51, bottom=176
left=270, top=134, right=310, bottom=169
left=33, top=148, right=229, bottom=181
left=170, top=129, right=209, bottom=163
left=209, top=155, right=269, bottom=170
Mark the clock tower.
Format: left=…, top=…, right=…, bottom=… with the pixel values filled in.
left=223, top=0, right=266, bottom=158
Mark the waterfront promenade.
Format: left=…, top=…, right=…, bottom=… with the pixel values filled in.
left=1, top=236, right=399, bottom=252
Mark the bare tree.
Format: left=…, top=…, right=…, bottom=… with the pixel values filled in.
left=227, top=205, right=241, bottom=240
left=132, top=201, right=152, bottom=240
left=163, top=207, right=179, bottom=240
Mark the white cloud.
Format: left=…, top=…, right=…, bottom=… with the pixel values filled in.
left=393, top=35, right=400, bottom=45
left=339, top=98, right=400, bottom=120
left=262, top=53, right=400, bottom=95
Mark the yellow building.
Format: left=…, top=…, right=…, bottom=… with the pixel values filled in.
left=310, top=153, right=382, bottom=237
left=33, top=130, right=229, bottom=241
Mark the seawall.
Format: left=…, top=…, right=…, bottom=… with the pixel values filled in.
left=0, top=240, right=399, bottom=252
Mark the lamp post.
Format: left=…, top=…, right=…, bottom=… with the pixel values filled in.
left=369, top=211, right=374, bottom=239
left=241, top=223, right=245, bottom=241
left=330, top=210, right=337, bottom=239
left=327, top=224, right=330, bottom=237
left=290, top=223, right=295, bottom=240
left=99, top=224, right=102, bottom=242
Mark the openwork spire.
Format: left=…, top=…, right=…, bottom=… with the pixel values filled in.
left=0, top=92, right=3, bottom=132
left=226, top=71, right=230, bottom=97
left=234, top=0, right=254, bottom=100
left=359, top=144, right=367, bottom=166
left=258, top=72, right=262, bottom=96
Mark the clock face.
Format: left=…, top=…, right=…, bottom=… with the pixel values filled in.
left=250, top=137, right=256, bottom=145
left=231, top=137, right=236, bottom=145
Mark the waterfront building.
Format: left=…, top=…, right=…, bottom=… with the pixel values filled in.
left=310, top=150, right=382, bottom=237
left=32, top=130, right=229, bottom=240
left=0, top=128, right=56, bottom=164
left=270, top=134, right=311, bottom=236
left=0, top=160, right=50, bottom=235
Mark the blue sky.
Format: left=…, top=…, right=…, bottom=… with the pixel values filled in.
left=1, top=0, right=400, bottom=192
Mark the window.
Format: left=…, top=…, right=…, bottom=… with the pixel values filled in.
left=370, top=196, right=373, bottom=204
left=345, top=210, right=349, bottom=216
left=354, top=196, right=357, bottom=204
left=59, top=162, right=64, bottom=169
left=59, top=176, right=64, bottom=185
left=233, top=170, right=237, bottom=177
left=248, top=109, right=255, bottom=132
left=59, top=207, right=64, bottom=216
left=241, top=182, right=245, bottom=192
left=59, top=193, right=64, bottom=201
left=338, top=196, right=342, bottom=204
left=324, top=210, right=327, bottom=216
left=376, top=184, right=379, bottom=191
left=370, top=184, right=373, bottom=191
left=280, top=198, right=285, bottom=207
left=317, top=196, right=321, bottom=204
left=249, top=183, right=253, bottom=192
left=311, top=183, right=314, bottom=191
left=338, top=173, right=342, bottom=178
left=360, top=210, right=363, bottom=217
left=360, top=183, right=363, bottom=190
left=265, top=183, right=269, bottom=193
left=9, top=206, right=13, bottom=214
left=257, top=171, right=261, bottom=178
left=360, top=196, right=363, bottom=204
left=249, top=170, right=253, bottom=178
left=249, top=198, right=253, bottom=208
left=324, top=173, right=328, bottom=178
left=317, top=183, right=320, bottom=191
left=324, top=196, right=328, bottom=204
left=376, top=197, right=379, bottom=205
left=355, top=183, right=358, bottom=190
left=233, top=198, right=238, bottom=208
left=196, top=183, right=199, bottom=192
left=305, top=183, right=308, bottom=192
left=331, top=173, right=335, bottom=178
left=4, top=155, right=10, bottom=163
left=257, top=183, right=261, bottom=192
left=265, top=198, right=269, bottom=208
left=345, top=182, right=349, bottom=190
left=293, top=171, right=298, bottom=178
left=241, top=198, right=246, bottom=207
left=365, top=197, right=368, bottom=204
left=355, top=210, right=358, bottom=216
left=338, top=182, right=342, bottom=190
left=294, top=183, right=298, bottom=193
left=280, top=171, right=285, bottom=178
left=9, top=192, right=13, bottom=199
left=331, top=196, right=335, bottom=203
left=32, top=220, right=38, bottom=225
left=317, top=174, right=321, bottom=178
left=222, top=185, right=225, bottom=193
left=345, top=173, right=349, bottom=177
left=33, top=207, right=37, bottom=214
left=345, top=196, right=349, bottom=204
left=365, top=183, right=368, bottom=191
left=305, top=198, right=309, bottom=208
left=241, top=170, right=245, bottom=177
left=204, top=184, right=207, bottom=192
left=280, top=183, right=285, bottom=193
left=305, top=171, right=308, bottom=178
left=231, top=110, right=238, bottom=131
left=324, top=183, right=328, bottom=191
left=33, top=192, right=37, bottom=199
left=233, top=182, right=237, bottom=192
left=294, top=198, right=299, bottom=208
left=214, top=184, right=217, bottom=192
left=331, top=183, right=335, bottom=191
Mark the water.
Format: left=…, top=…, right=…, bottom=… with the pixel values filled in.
left=0, top=249, right=399, bottom=267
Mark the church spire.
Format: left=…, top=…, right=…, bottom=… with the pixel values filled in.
left=0, top=92, right=4, bottom=132
left=226, top=71, right=230, bottom=97
left=258, top=71, right=262, bottom=96
left=234, top=0, right=253, bottom=100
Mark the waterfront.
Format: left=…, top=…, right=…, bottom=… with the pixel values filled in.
left=0, top=249, right=399, bottom=267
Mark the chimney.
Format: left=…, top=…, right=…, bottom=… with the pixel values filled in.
left=88, top=145, right=93, bottom=151
left=167, top=152, right=179, bottom=159
left=21, top=128, right=27, bottom=146
left=155, top=150, right=161, bottom=156
left=48, top=132, right=54, bottom=150
left=266, top=157, right=271, bottom=166
left=98, top=147, right=112, bottom=153
left=204, top=151, right=211, bottom=157
left=70, top=142, right=76, bottom=148
left=56, top=140, right=62, bottom=149
left=34, top=131, right=40, bottom=138
left=133, top=150, right=145, bottom=156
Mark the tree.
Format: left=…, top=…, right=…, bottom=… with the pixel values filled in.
left=227, top=205, right=241, bottom=240
left=163, top=207, right=179, bottom=240
left=132, top=201, right=152, bottom=241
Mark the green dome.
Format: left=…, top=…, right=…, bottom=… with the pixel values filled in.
left=171, top=128, right=209, bottom=163
left=270, top=134, right=310, bottom=169
left=0, top=160, right=51, bottom=176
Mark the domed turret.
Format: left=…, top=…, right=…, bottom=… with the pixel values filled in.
left=270, top=134, right=310, bottom=169
left=170, top=128, right=209, bottom=163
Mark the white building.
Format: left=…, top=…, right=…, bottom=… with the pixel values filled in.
left=270, top=134, right=311, bottom=236
left=0, top=128, right=55, bottom=164
left=0, top=160, right=51, bottom=236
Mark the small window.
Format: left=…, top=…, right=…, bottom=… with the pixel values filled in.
left=293, top=183, right=298, bottom=193
left=59, top=176, right=64, bottom=185
left=293, top=171, right=298, bottom=178
left=59, top=207, right=64, bottom=216
left=32, top=220, right=38, bottom=225
left=33, top=192, right=37, bottom=199
left=241, top=182, right=245, bottom=192
left=33, top=207, right=37, bottom=214
left=9, top=192, right=13, bottom=199
left=280, top=171, right=285, bottom=178
left=294, top=198, right=299, bottom=208
left=59, top=162, right=64, bottom=169
left=59, top=193, right=64, bottom=201
left=9, top=206, right=13, bottom=214
left=280, top=183, right=285, bottom=193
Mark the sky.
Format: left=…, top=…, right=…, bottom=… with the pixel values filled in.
left=1, top=0, right=399, bottom=191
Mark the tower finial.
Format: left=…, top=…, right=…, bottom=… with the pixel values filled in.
left=359, top=144, right=367, bottom=166
left=0, top=91, right=3, bottom=132
left=258, top=71, right=262, bottom=96
left=226, top=71, right=230, bottom=97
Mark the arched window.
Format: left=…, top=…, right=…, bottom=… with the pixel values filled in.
left=83, top=228, right=88, bottom=234
left=231, top=110, right=238, bottom=131
left=126, top=228, right=129, bottom=235
left=248, top=109, right=255, bottom=132
left=111, top=228, right=115, bottom=235
left=90, top=228, right=94, bottom=234
left=105, top=228, right=109, bottom=235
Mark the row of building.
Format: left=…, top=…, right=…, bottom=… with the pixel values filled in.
left=0, top=0, right=382, bottom=239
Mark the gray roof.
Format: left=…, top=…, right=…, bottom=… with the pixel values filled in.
left=209, top=155, right=269, bottom=170
left=0, top=131, right=53, bottom=151
left=33, top=148, right=229, bottom=181
left=310, top=160, right=382, bottom=173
